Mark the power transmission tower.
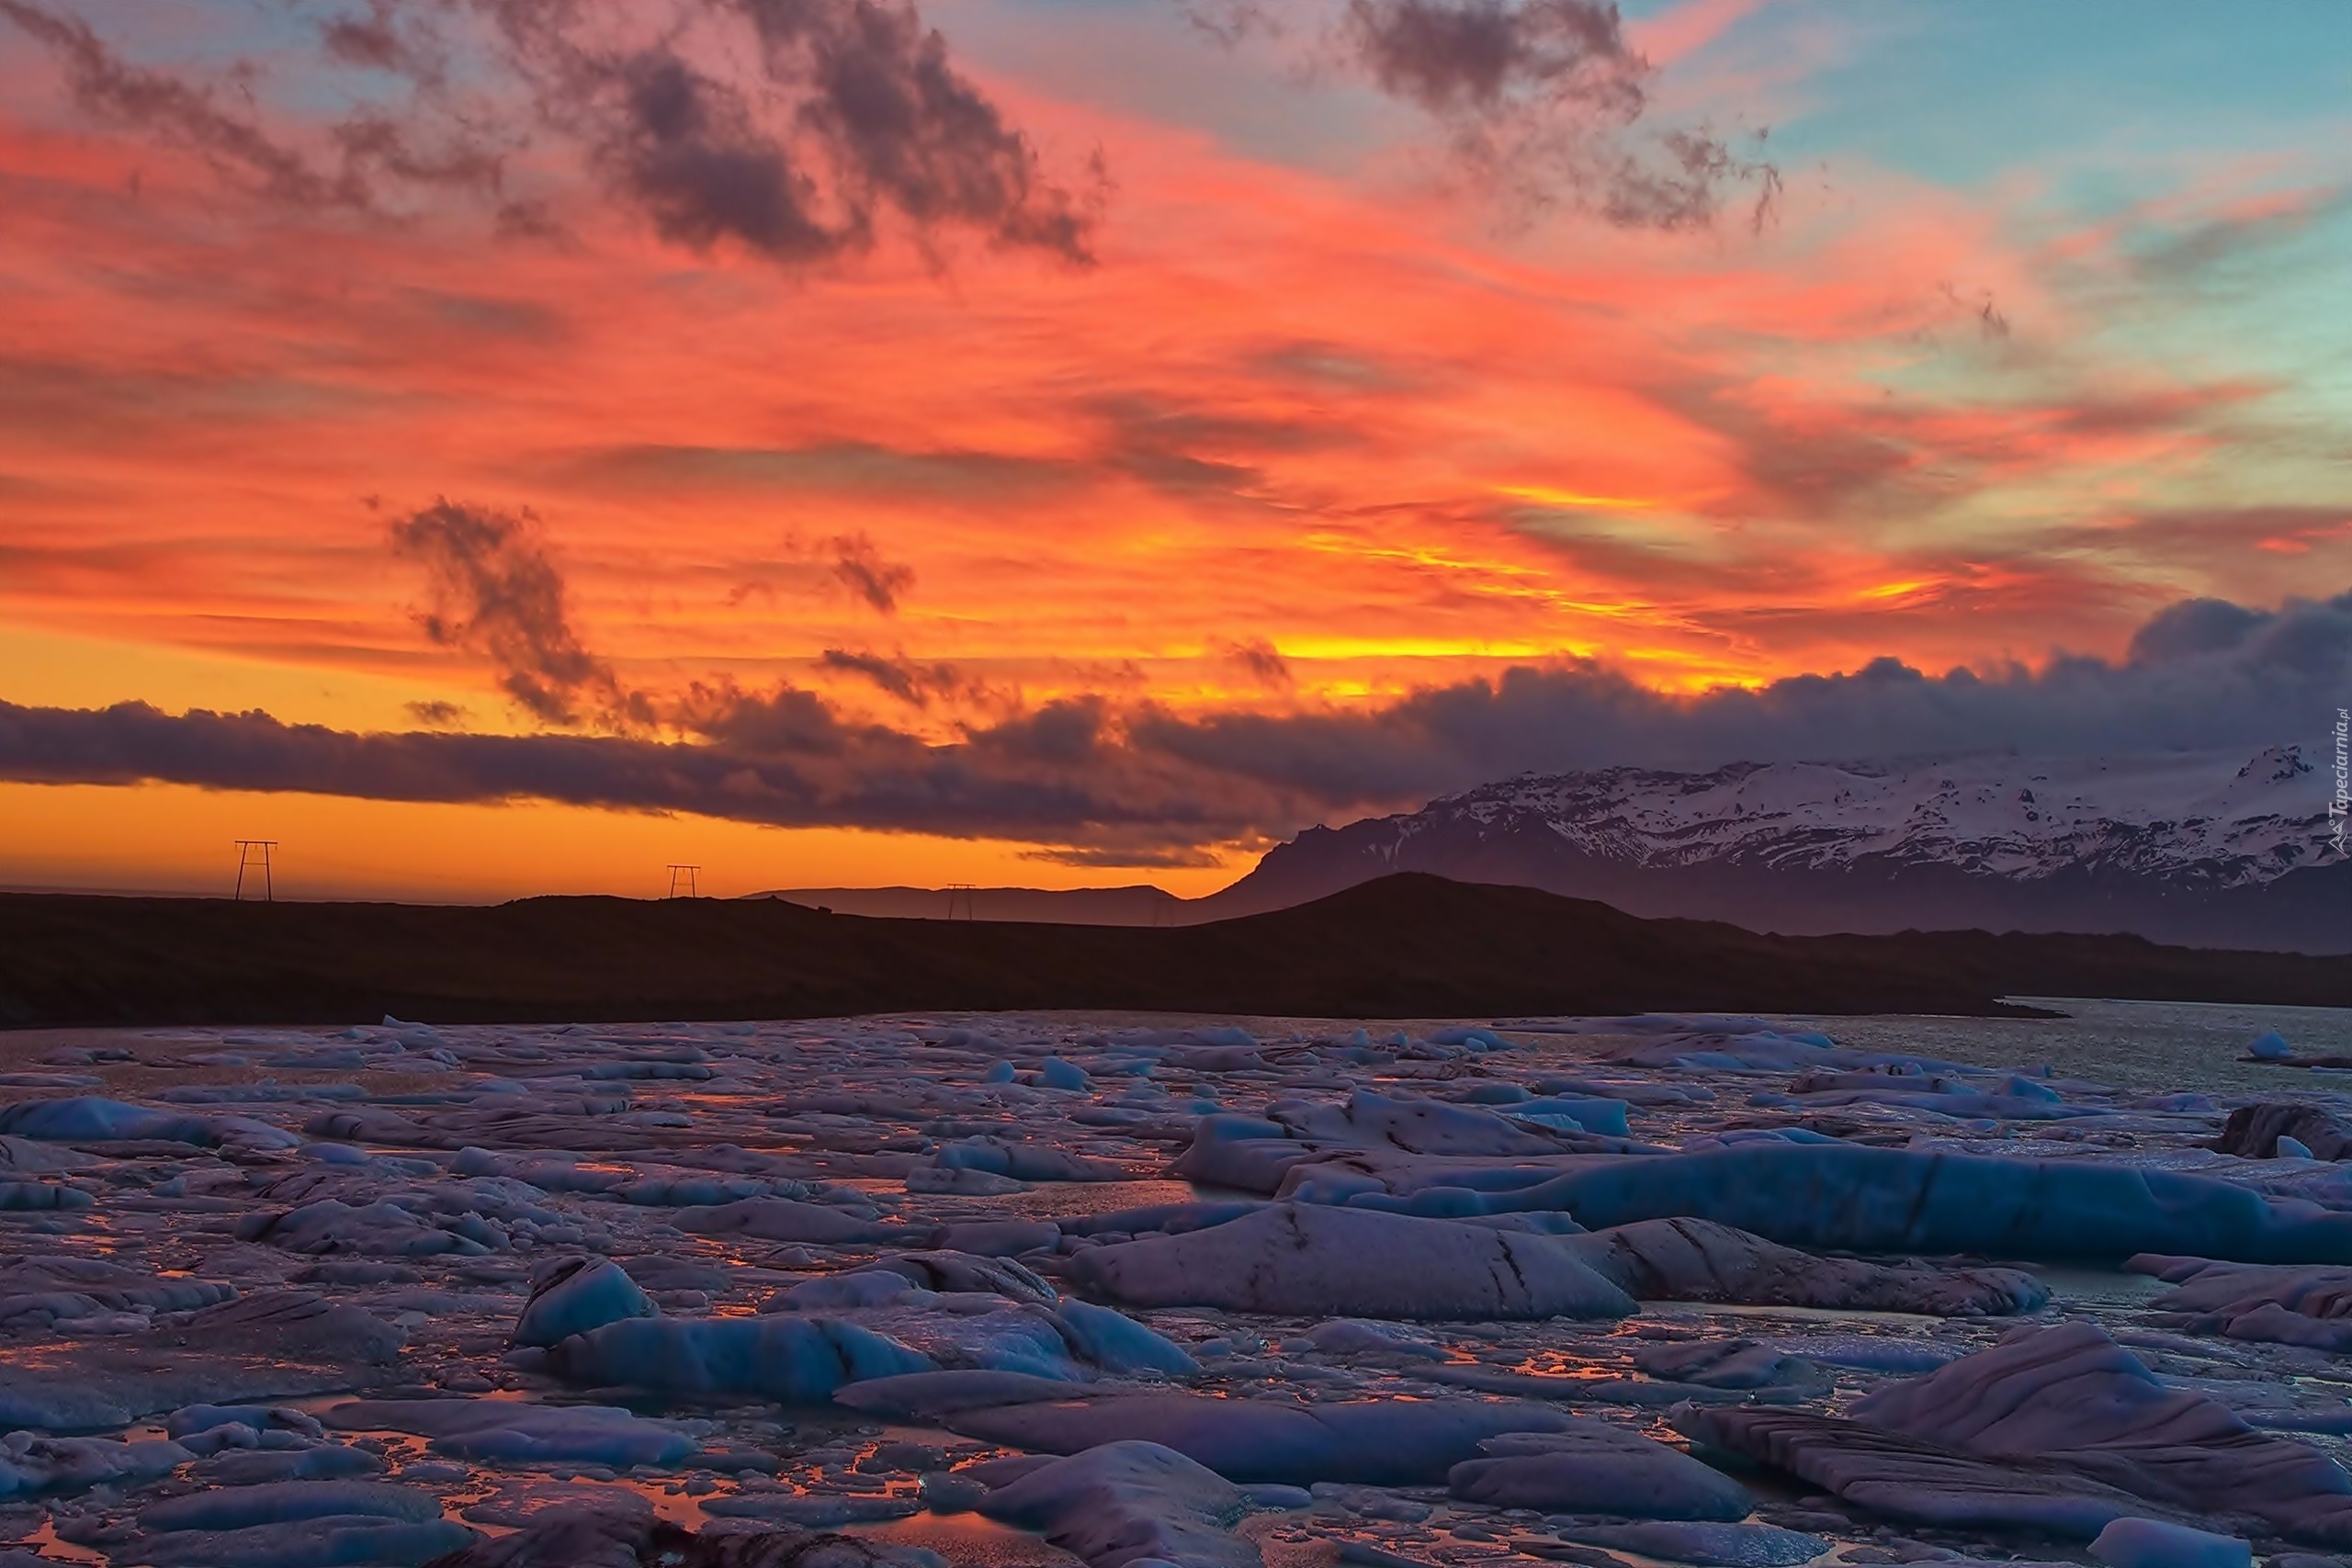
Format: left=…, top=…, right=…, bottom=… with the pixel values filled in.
left=666, top=865, right=700, bottom=898
left=944, top=883, right=977, bottom=919
left=232, top=840, right=277, bottom=901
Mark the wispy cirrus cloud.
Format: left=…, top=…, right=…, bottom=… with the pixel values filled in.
left=825, top=531, right=919, bottom=615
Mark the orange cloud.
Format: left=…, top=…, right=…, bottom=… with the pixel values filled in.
left=0, top=0, right=2346, bottom=894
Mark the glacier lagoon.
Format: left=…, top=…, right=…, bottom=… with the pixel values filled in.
left=0, top=999, right=2347, bottom=1568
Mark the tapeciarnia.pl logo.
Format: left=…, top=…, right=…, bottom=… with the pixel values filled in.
left=2334, top=706, right=2349, bottom=855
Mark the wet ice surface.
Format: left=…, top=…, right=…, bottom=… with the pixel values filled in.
left=1, top=1001, right=2351, bottom=1568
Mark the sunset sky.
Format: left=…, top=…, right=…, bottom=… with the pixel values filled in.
left=2, top=0, right=2348, bottom=899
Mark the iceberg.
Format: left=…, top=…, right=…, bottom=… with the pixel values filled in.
left=512, top=1257, right=658, bottom=1348
left=1064, top=1202, right=1634, bottom=1320
left=938, top=1392, right=1581, bottom=1484
left=1486, top=1145, right=2352, bottom=1264
left=1688, top=1321, right=2352, bottom=1544
left=1447, top=1426, right=1751, bottom=1519
left=1566, top=1217, right=2049, bottom=1315
left=977, top=1440, right=1260, bottom=1568
left=548, top=1314, right=934, bottom=1402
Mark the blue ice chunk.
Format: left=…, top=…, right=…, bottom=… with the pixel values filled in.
left=2092, top=1518, right=2251, bottom=1568
left=0, top=1096, right=298, bottom=1149
left=1038, top=1057, right=1091, bottom=1090
left=942, top=1393, right=1580, bottom=1485
left=513, top=1257, right=657, bottom=1348
left=138, top=1480, right=444, bottom=1531
left=1677, top=1128, right=1848, bottom=1156
left=0, top=1184, right=88, bottom=1212
left=2251, top=1032, right=2295, bottom=1061
left=1052, top=1300, right=1199, bottom=1376
left=1496, top=1144, right=2352, bottom=1263
left=1285, top=1171, right=1390, bottom=1206
left=834, top=1370, right=1083, bottom=1419
left=984, top=1061, right=1018, bottom=1083
left=132, top=1517, right=473, bottom=1567
left=0, top=1433, right=190, bottom=1499
left=978, top=1440, right=1257, bottom=1568
left=1502, top=1097, right=1632, bottom=1136
left=167, top=1405, right=322, bottom=1439
left=195, top=1447, right=384, bottom=1485
left=1376, top=1186, right=1491, bottom=1219
left=548, top=1314, right=934, bottom=1402
left=1449, top=1084, right=1531, bottom=1105
left=1452, top=1426, right=1751, bottom=1519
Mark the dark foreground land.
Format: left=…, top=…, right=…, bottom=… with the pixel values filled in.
left=4, top=874, right=2347, bottom=1027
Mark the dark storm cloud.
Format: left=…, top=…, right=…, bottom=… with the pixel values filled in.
left=1328, top=0, right=1777, bottom=231
left=476, top=0, right=1100, bottom=265
left=0, top=697, right=1249, bottom=839
left=590, top=45, right=838, bottom=263
left=733, top=0, right=1099, bottom=260
left=3, top=589, right=2346, bottom=852
left=389, top=499, right=629, bottom=726
left=972, top=697, right=1113, bottom=767
left=2128, top=597, right=2275, bottom=665
left=1342, top=0, right=1639, bottom=119
left=3, top=0, right=1094, bottom=267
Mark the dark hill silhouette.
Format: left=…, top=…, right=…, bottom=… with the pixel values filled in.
left=2, top=874, right=2346, bottom=1029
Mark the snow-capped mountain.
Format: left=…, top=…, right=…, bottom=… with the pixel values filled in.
left=1206, top=747, right=2350, bottom=952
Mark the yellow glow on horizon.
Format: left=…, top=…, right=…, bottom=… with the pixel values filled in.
left=1493, top=485, right=1660, bottom=512
left=0, top=624, right=488, bottom=733
left=0, top=783, right=1252, bottom=903
left=1271, top=633, right=1577, bottom=660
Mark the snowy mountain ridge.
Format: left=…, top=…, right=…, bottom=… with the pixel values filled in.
left=1396, top=746, right=2327, bottom=890
left=1210, top=745, right=2347, bottom=950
